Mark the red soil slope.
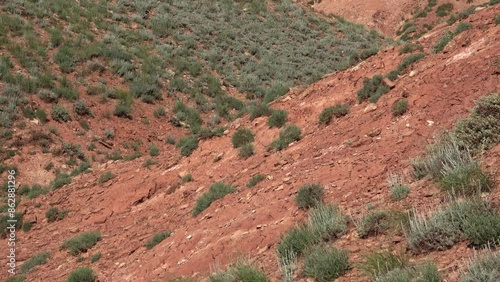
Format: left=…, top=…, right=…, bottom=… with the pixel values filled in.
left=1, top=3, right=499, bottom=282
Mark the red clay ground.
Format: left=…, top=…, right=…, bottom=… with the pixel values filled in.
left=1, top=3, right=499, bottom=282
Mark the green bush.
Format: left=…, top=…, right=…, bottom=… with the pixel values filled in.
left=51, top=105, right=71, bottom=122
left=399, top=43, right=423, bottom=55
left=357, top=75, right=389, bottom=103
left=277, top=223, right=320, bottom=259
left=74, top=100, right=92, bottom=116
left=392, top=99, right=408, bottom=116
left=145, top=231, right=172, bottom=249
left=303, top=245, right=349, bottom=282
left=149, top=143, right=159, bottom=156
left=210, top=260, right=269, bottom=282
left=114, top=103, right=132, bottom=119
left=176, top=135, right=199, bottom=157
left=318, top=103, right=349, bottom=125
left=6, top=276, right=26, bottom=282
left=19, top=252, right=50, bottom=274
left=267, top=110, right=288, bottom=128
left=459, top=251, right=500, bottom=282
left=90, top=253, right=101, bottom=263
left=51, top=171, right=72, bottom=189
left=356, top=210, right=408, bottom=239
left=454, top=93, right=500, bottom=153
left=436, top=3, right=454, bottom=17
left=153, top=107, right=166, bottom=118
left=433, top=23, right=472, bottom=53
left=232, top=128, right=255, bottom=148
left=359, top=251, right=408, bottom=279
left=308, top=204, right=348, bottom=240
left=238, top=143, right=254, bottom=159
left=54, top=45, right=74, bottom=73
left=60, top=232, right=102, bottom=256
left=390, top=185, right=410, bottom=201
left=98, top=172, right=115, bottom=184
left=0, top=212, right=23, bottom=238
left=247, top=174, right=266, bottom=188
left=375, top=261, right=441, bottom=282
left=268, top=124, right=301, bottom=151
left=249, top=103, right=272, bottom=120
left=407, top=199, right=499, bottom=254
left=66, top=267, right=96, bottom=282
left=192, top=182, right=236, bottom=216
left=46, top=207, right=68, bottom=223
left=295, top=184, right=324, bottom=209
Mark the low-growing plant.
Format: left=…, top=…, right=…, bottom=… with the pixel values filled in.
left=295, top=184, right=324, bottom=209
left=51, top=171, right=72, bottom=189
left=66, top=267, right=97, bottom=282
left=60, top=232, right=102, bottom=256
left=232, top=128, right=255, bottom=148
left=303, top=245, right=349, bottom=282
left=374, top=261, right=441, bottom=282
left=388, top=172, right=410, bottom=200
left=176, top=135, right=199, bottom=157
left=392, top=99, right=408, bottom=116
left=210, top=259, right=269, bottom=282
left=436, top=3, right=454, bottom=17
left=268, top=124, right=301, bottom=151
left=355, top=210, right=397, bottom=238
left=308, top=204, right=348, bottom=240
left=19, top=252, right=50, bottom=274
left=181, top=173, right=194, bottom=182
left=318, top=103, right=349, bottom=125
left=247, top=174, right=266, bottom=188
left=267, top=110, right=288, bottom=128
left=90, top=253, right=101, bottom=263
left=6, top=275, right=26, bottom=282
left=149, top=143, right=159, bottom=156
left=46, top=207, right=68, bottom=223
left=277, top=223, right=320, bottom=259
left=145, top=231, right=172, bottom=249
left=359, top=250, right=408, bottom=279
left=51, top=105, right=71, bottom=122
left=249, top=102, right=272, bottom=120
left=98, top=172, right=115, bottom=184
left=357, top=75, right=389, bottom=103
left=192, top=182, right=236, bottom=216
left=154, top=107, right=166, bottom=118
left=74, top=100, right=92, bottom=116
left=459, top=250, right=500, bottom=282
left=434, top=23, right=472, bottom=53
left=238, top=143, right=255, bottom=159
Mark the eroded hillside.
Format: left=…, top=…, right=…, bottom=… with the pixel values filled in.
left=1, top=1, right=499, bottom=282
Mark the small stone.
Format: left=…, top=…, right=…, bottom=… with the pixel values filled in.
left=368, top=128, right=382, bottom=137
left=427, top=120, right=435, bottom=126
left=186, top=235, right=192, bottom=239
left=364, top=104, right=377, bottom=113
left=409, top=70, right=417, bottom=77
left=383, top=78, right=396, bottom=89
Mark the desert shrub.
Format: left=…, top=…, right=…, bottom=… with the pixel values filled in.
left=74, top=100, right=92, bottom=116
left=174, top=100, right=202, bottom=133
left=375, top=262, right=441, bottom=282
left=433, top=23, right=472, bottom=53
left=192, top=182, right=236, bottom=216
left=496, top=15, right=500, bottom=25
left=249, top=102, right=272, bottom=120
left=357, top=75, right=389, bottom=103
left=176, top=135, right=199, bottom=156
left=357, top=210, right=408, bottom=239
left=247, top=174, right=266, bottom=188
left=149, top=143, right=159, bottom=156
left=438, top=160, right=492, bottom=196
left=90, top=253, right=101, bottom=263
left=130, top=75, right=161, bottom=100
left=454, top=93, right=500, bottom=153
left=145, top=231, right=172, bottom=249
left=295, top=184, right=324, bottom=209
left=66, top=267, right=96, bottom=282
left=263, top=82, right=289, bottom=104
left=114, top=103, right=132, bottom=119
left=143, top=159, right=157, bottom=168
left=35, top=109, right=47, bottom=123
left=267, top=110, right=288, bottom=128
left=399, top=43, right=423, bottom=55
left=277, top=223, right=320, bottom=259
left=318, top=103, right=349, bottom=125
left=309, top=204, right=348, bottom=240
left=390, top=185, right=410, bottom=201
left=153, top=107, right=166, bottom=118
left=210, top=260, right=269, bottom=282
left=6, top=276, right=25, bottom=282
left=407, top=199, right=499, bottom=254
left=19, top=252, right=50, bottom=274
left=0, top=212, right=23, bottom=238
left=54, top=45, right=74, bottom=73
left=60, top=232, right=102, bottom=256
left=98, top=172, right=115, bottom=184
left=181, top=173, right=193, bottom=183
left=268, top=124, right=301, bottom=151
left=46, top=207, right=68, bottom=223
left=238, top=143, right=255, bottom=159
left=359, top=251, right=408, bottom=279
left=392, top=99, right=408, bottom=116
left=436, top=3, right=454, bottom=17
left=232, top=128, right=255, bottom=148
left=303, top=245, right=349, bottom=282
left=51, top=171, right=72, bottom=189
left=459, top=251, right=500, bottom=282
left=51, top=105, right=71, bottom=122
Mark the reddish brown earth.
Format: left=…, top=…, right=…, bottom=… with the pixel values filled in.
left=1, top=3, right=500, bottom=282
left=302, top=0, right=490, bottom=35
